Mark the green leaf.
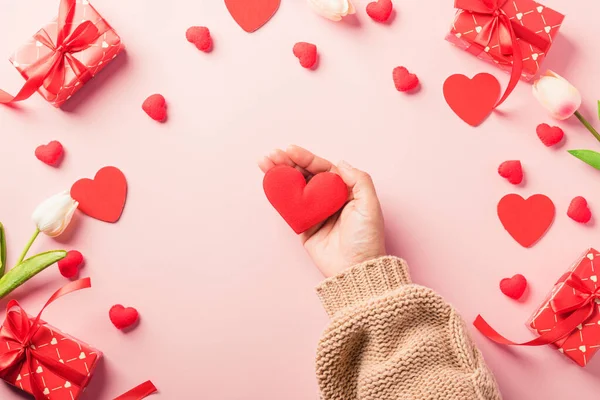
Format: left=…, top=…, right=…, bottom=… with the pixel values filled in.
left=568, top=149, right=600, bottom=170
left=0, top=250, right=66, bottom=300
left=0, top=223, right=5, bottom=277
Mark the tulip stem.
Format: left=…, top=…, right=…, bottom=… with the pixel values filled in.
left=15, top=229, right=40, bottom=267
left=574, top=111, right=600, bottom=144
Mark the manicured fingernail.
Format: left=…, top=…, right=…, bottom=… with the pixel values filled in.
left=339, top=160, right=353, bottom=169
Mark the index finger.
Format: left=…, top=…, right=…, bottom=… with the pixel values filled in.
left=286, top=145, right=338, bottom=175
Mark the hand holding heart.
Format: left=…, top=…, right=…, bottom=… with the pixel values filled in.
left=259, top=146, right=386, bottom=278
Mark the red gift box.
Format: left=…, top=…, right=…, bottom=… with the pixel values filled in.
left=0, top=279, right=101, bottom=399
left=446, top=0, right=564, bottom=81
left=528, top=248, right=600, bottom=367
left=3, top=0, right=123, bottom=107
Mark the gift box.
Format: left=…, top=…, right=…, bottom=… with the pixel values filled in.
left=446, top=0, right=564, bottom=81
left=8, top=0, right=123, bottom=107
left=528, top=248, right=600, bottom=366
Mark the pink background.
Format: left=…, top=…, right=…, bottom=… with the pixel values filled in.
left=0, top=0, right=600, bottom=398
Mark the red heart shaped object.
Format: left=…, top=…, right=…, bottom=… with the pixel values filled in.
left=293, top=42, right=318, bottom=69
left=443, top=73, right=500, bottom=127
left=536, top=123, right=564, bottom=147
left=500, top=274, right=527, bottom=300
left=142, top=94, right=167, bottom=122
left=366, top=0, right=393, bottom=22
left=71, top=166, right=128, bottom=223
left=568, top=196, right=592, bottom=224
left=109, top=305, right=139, bottom=330
left=497, top=194, right=555, bottom=248
left=498, top=160, right=523, bottom=185
left=393, top=67, right=419, bottom=92
left=263, top=165, right=347, bottom=234
left=225, top=0, right=280, bottom=33
left=35, top=140, right=64, bottom=166
left=186, top=26, right=212, bottom=52
left=57, top=250, right=84, bottom=278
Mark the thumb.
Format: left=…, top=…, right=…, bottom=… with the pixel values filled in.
left=337, top=161, right=381, bottom=213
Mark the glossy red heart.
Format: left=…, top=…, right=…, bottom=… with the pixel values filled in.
left=500, top=274, right=527, bottom=300
left=225, top=0, right=280, bottom=33
left=35, top=140, right=64, bottom=166
left=263, top=165, right=347, bottom=234
left=536, top=123, right=564, bottom=147
left=366, top=0, right=393, bottom=22
left=497, top=194, right=555, bottom=248
left=443, top=73, right=500, bottom=126
left=393, top=67, right=419, bottom=92
left=71, top=166, right=128, bottom=223
left=567, top=196, right=592, bottom=224
left=293, top=42, right=317, bottom=69
left=57, top=250, right=84, bottom=278
left=142, top=94, right=167, bottom=122
left=109, top=305, right=139, bottom=330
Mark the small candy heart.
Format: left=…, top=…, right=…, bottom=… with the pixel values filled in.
left=366, top=0, right=393, bottom=22
left=186, top=26, right=212, bottom=52
left=109, top=305, right=139, bottom=330
left=57, top=250, right=84, bottom=278
left=142, top=94, right=167, bottom=122
left=500, top=274, right=527, bottom=300
left=568, top=196, right=592, bottom=224
left=393, top=67, right=419, bottom=92
left=35, top=140, right=64, bottom=167
left=536, top=123, right=564, bottom=147
left=498, top=160, right=523, bottom=185
left=293, top=42, right=318, bottom=69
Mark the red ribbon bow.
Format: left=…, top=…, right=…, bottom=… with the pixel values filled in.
left=474, top=273, right=600, bottom=348
left=0, top=0, right=105, bottom=104
left=454, top=0, right=551, bottom=107
left=0, top=278, right=92, bottom=399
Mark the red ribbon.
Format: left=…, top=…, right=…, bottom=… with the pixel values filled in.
left=454, top=0, right=551, bottom=107
left=0, top=278, right=92, bottom=399
left=474, top=274, right=600, bottom=347
left=114, top=381, right=158, bottom=400
left=0, top=0, right=105, bottom=104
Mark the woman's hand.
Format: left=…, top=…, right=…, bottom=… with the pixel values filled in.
left=258, top=145, right=386, bottom=278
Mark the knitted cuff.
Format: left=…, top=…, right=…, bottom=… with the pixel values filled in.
left=316, top=256, right=411, bottom=317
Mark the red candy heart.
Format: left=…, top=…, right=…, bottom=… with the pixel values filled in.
left=500, top=274, right=527, bottom=300
left=71, top=166, right=128, bottom=223
left=35, top=140, right=64, bottom=166
left=497, top=194, right=555, bottom=248
left=142, top=94, right=167, bottom=122
left=263, top=165, right=347, bottom=234
left=366, top=0, right=393, bottom=22
left=568, top=196, right=592, bottom=224
left=498, top=160, right=523, bottom=185
left=393, top=67, right=419, bottom=92
left=225, top=0, right=280, bottom=33
left=58, top=250, right=84, bottom=278
left=536, top=123, right=564, bottom=147
left=293, top=42, right=318, bottom=69
left=443, top=73, right=500, bottom=127
left=186, top=26, right=212, bottom=52
left=109, top=305, right=139, bottom=330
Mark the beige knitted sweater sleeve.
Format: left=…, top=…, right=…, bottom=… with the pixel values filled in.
left=315, top=256, right=502, bottom=400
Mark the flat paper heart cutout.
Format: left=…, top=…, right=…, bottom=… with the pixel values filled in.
left=225, top=0, right=280, bottom=33
left=443, top=73, right=501, bottom=127
left=71, top=166, right=127, bottom=223
left=263, top=165, right=347, bottom=234
left=497, top=194, right=555, bottom=248
left=109, top=305, right=139, bottom=330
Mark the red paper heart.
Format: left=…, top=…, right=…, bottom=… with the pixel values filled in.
left=186, top=26, right=212, bottom=52
left=142, top=94, right=167, bottom=122
left=497, top=194, right=555, bottom=248
left=263, top=165, right=347, bottom=234
left=443, top=73, right=500, bottom=127
left=498, top=160, right=523, bottom=185
left=71, top=166, right=128, bottom=223
left=57, top=250, right=84, bottom=278
left=293, top=42, right=318, bottom=69
left=393, top=67, right=419, bottom=92
left=366, top=0, right=393, bottom=22
left=35, top=140, right=64, bottom=166
left=225, top=0, right=280, bottom=33
left=109, top=305, right=139, bottom=330
left=568, top=196, right=592, bottom=224
left=500, top=274, right=527, bottom=300
left=536, top=123, right=564, bottom=147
